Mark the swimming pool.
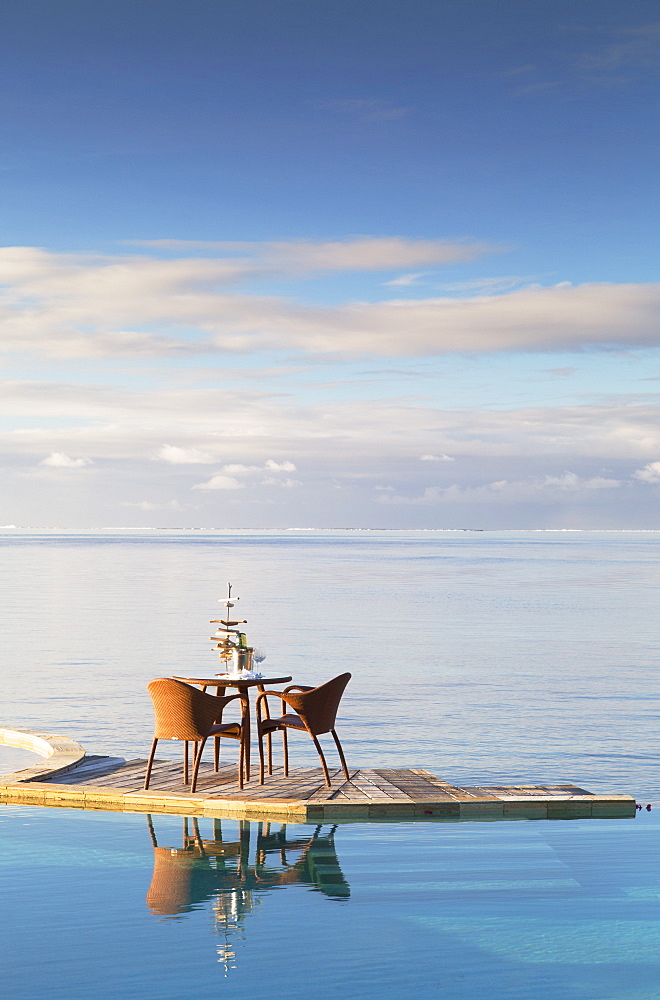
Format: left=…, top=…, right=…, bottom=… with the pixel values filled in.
left=2, top=803, right=657, bottom=1000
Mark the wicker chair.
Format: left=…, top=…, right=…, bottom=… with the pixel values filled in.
left=256, top=673, right=351, bottom=786
left=144, top=678, right=246, bottom=793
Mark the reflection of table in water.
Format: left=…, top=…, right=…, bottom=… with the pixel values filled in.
left=171, top=673, right=292, bottom=778
left=146, top=815, right=350, bottom=965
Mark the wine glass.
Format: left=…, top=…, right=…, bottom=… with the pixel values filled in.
left=252, top=647, right=266, bottom=676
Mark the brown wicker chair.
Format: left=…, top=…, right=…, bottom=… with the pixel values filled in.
left=256, top=672, right=351, bottom=786
left=144, top=678, right=246, bottom=793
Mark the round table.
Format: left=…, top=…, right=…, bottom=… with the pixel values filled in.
left=171, top=673, right=292, bottom=779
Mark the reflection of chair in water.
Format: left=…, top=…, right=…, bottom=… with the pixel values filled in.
left=146, top=815, right=231, bottom=917
left=256, top=673, right=351, bottom=786
left=144, top=678, right=246, bottom=793
left=255, top=824, right=350, bottom=899
left=146, top=816, right=350, bottom=921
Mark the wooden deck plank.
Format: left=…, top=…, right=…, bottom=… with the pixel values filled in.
left=48, top=756, right=132, bottom=784
left=356, top=769, right=416, bottom=801
left=54, top=759, right=151, bottom=787
left=409, top=768, right=458, bottom=787
left=332, top=778, right=373, bottom=802
left=347, top=771, right=402, bottom=801
left=307, top=772, right=354, bottom=801
left=408, top=769, right=481, bottom=799
left=203, top=766, right=331, bottom=802
left=372, top=768, right=450, bottom=801
left=87, top=760, right=181, bottom=788
left=461, top=784, right=595, bottom=800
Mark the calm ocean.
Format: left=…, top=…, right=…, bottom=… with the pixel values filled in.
left=0, top=528, right=658, bottom=797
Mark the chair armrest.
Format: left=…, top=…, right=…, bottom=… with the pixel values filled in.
left=210, top=691, right=246, bottom=723
left=255, top=689, right=286, bottom=703
left=283, top=684, right=313, bottom=694
left=212, top=691, right=244, bottom=708
left=255, top=689, right=290, bottom=723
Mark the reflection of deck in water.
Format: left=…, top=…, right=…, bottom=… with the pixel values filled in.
left=0, top=752, right=637, bottom=821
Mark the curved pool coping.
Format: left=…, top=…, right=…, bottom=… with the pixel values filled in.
left=0, top=726, right=86, bottom=782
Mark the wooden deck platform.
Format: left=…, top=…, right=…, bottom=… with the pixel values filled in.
left=0, top=752, right=637, bottom=822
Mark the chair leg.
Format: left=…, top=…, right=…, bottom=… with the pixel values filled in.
left=282, top=728, right=288, bottom=777
left=258, top=727, right=266, bottom=784
left=311, top=733, right=331, bottom=786
left=238, top=734, right=244, bottom=790
left=331, top=729, right=350, bottom=781
left=191, top=737, right=208, bottom=793
left=261, top=692, right=272, bottom=776
left=214, top=735, right=220, bottom=771
left=184, top=741, right=200, bottom=784
left=144, top=738, right=158, bottom=789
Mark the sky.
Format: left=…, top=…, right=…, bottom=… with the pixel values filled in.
left=2, top=0, right=660, bottom=529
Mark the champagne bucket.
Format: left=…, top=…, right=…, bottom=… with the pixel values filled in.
left=231, top=647, right=253, bottom=674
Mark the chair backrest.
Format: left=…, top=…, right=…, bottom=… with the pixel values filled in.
left=284, top=673, right=351, bottom=735
left=148, top=678, right=233, bottom=741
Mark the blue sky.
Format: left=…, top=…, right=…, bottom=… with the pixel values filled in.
left=2, top=0, right=660, bottom=528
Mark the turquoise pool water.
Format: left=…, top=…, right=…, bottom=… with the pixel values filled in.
left=1, top=804, right=658, bottom=1000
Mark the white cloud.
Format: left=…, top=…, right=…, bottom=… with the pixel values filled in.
left=193, top=474, right=243, bottom=491
left=1, top=244, right=659, bottom=361
left=218, top=460, right=297, bottom=477
left=122, top=499, right=183, bottom=510
left=542, top=472, right=621, bottom=491
left=437, top=275, right=542, bottom=294
left=263, top=237, right=488, bottom=272
left=633, top=461, right=660, bottom=483
left=5, top=381, right=660, bottom=468
left=261, top=477, right=301, bottom=488
left=156, top=445, right=214, bottom=464
left=221, top=463, right=262, bottom=474
left=383, top=272, right=428, bottom=287
left=123, top=236, right=488, bottom=273
left=3, top=368, right=657, bottom=526
left=573, top=22, right=660, bottom=77
left=378, top=472, right=622, bottom=506
left=264, top=459, right=296, bottom=472
left=39, top=452, right=91, bottom=468
left=295, top=282, right=660, bottom=358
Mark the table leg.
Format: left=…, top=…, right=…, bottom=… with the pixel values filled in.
left=241, top=689, right=251, bottom=781
left=204, top=683, right=248, bottom=781
left=257, top=683, right=274, bottom=776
